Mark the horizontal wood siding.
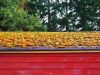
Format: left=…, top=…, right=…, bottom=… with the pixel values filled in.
left=0, top=53, right=100, bottom=75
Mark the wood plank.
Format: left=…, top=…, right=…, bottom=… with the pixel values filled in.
left=0, top=50, right=100, bottom=53
left=0, top=53, right=100, bottom=57
left=0, top=69, right=100, bottom=75
left=0, top=56, right=100, bottom=63
left=0, top=62, right=100, bottom=69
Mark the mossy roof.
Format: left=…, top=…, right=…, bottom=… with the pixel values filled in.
left=0, top=32, right=100, bottom=51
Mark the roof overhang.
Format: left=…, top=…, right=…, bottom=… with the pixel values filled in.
left=0, top=47, right=100, bottom=53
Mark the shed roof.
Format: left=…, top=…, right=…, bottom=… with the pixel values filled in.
left=0, top=32, right=100, bottom=51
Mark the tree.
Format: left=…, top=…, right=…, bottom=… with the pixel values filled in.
left=28, top=0, right=59, bottom=31
left=0, top=0, right=46, bottom=31
left=12, top=0, right=100, bottom=32
left=73, top=0, right=100, bottom=31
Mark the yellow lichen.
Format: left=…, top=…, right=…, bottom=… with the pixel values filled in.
left=0, top=32, right=100, bottom=48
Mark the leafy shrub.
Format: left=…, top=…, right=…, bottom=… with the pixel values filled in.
left=0, top=0, right=46, bottom=31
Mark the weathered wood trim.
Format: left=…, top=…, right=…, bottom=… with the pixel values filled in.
left=0, top=50, right=100, bottom=53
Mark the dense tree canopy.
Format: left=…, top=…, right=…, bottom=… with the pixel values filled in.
left=0, top=0, right=100, bottom=31
left=27, top=0, right=100, bottom=31
left=0, top=0, right=46, bottom=31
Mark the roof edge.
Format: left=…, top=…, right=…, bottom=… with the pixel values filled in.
left=0, top=47, right=100, bottom=51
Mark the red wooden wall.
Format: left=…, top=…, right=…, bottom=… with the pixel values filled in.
left=0, top=53, right=100, bottom=75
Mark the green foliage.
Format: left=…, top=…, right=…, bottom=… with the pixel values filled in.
left=0, top=0, right=100, bottom=31
left=27, top=0, right=100, bottom=31
left=0, top=0, right=46, bottom=31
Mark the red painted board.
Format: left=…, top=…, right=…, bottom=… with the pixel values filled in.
left=0, top=56, right=100, bottom=63
left=0, top=53, right=100, bottom=75
left=0, top=69, right=100, bottom=75
left=0, top=62, right=100, bottom=69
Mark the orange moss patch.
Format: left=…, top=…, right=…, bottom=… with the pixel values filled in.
left=0, top=32, right=100, bottom=48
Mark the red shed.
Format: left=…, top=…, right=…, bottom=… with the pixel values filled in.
left=0, top=32, right=100, bottom=75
